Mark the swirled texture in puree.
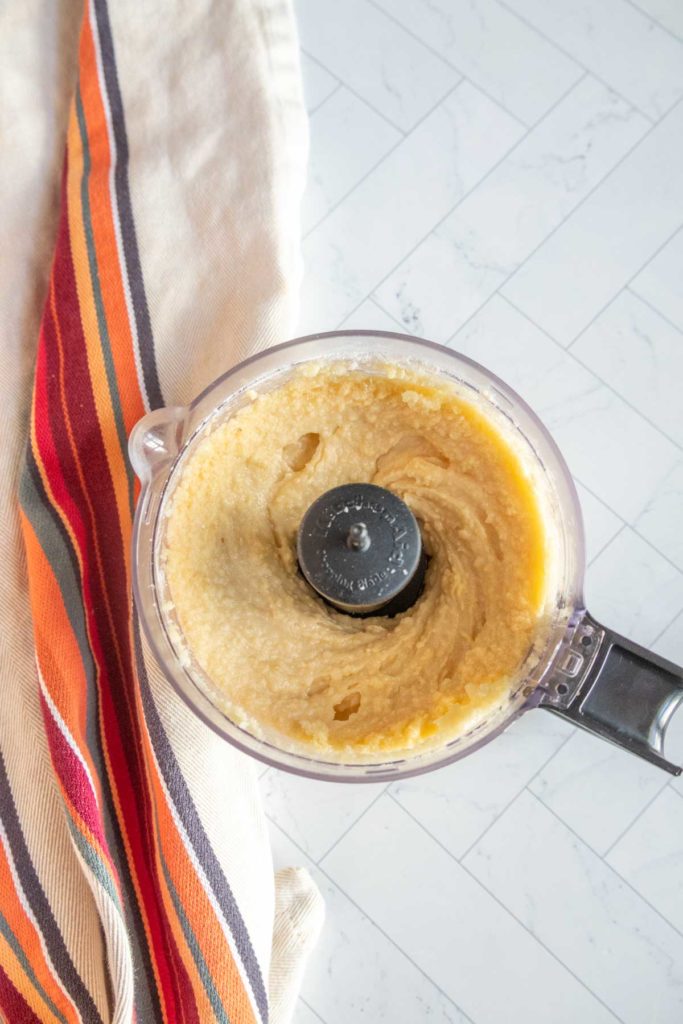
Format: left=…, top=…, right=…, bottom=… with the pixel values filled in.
left=163, top=366, right=548, bottom=754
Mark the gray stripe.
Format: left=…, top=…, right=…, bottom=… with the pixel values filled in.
left=74, top=86, right=135, bottom=516
left=66, top=821, right=122, bottom=912
left=90, top=0, right=163, bottom=411
left=20, top=450, right=101, bottom=770
left=157, top=828, right=231, bottom=1024
left=0, top=911, right=70, bottom=1024
left=0, top=751, right=103, bottom=1024
left=133, top=622, right=269, bottom=1023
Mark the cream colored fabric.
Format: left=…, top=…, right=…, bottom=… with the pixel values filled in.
left=0, top=0, right=320, bottom=1020
left=270, top=869, right=326, bottom=1024
left=0, top=1, right=112, bottom=1016
left=109, top=0, right=309, bottom=403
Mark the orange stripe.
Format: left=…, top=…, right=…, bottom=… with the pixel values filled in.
left=153, top=846, right=214, bottom=1024
left=144, top=749, right=258, bottom=1024
left=65, top=82, right=133, bottom=583
left=42, top=257, right=170, bottom=1012
left=0, top=935, right=65, bottom=1024
left=19, top=514, right=102, bottom=799
left=19, top=518, right=119, bottom=877
left=20, top=7, right=259, bottom=1021
left=56, top=178, right=172, bottom=1022
left=78, top=16, right=145, bottom=433
left=0, top=846, right=76, bottom=1023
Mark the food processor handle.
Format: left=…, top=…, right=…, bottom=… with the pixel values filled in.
left=538, top=611, right=683, bottom=775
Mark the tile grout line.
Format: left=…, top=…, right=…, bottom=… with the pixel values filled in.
left=554, top=482, right=683, bottom=643
left=387, top=792, right=625, bottom=1024
left=299, top=995, right=327, bottom=1024
left=270, top=816, right=477, bottom=1024
left=443, top=287, right=683, bottom=579
left=586, top=522, right=627, bottom=568
left=338, top=70, right=590, bottom=329
left=570, top=477, right=629, bottom=530
left=502, top=288, right=683, bottom=458
left=304, top=44, right=683, bottom=463
left=306, top=62, right=409, bottom=138
left=300, top=47, right=412, bottom=135
left=453, top=727, right=578, bottom=864
left=432, top=180, right=682, bottom=377
left=366, top=296, right=411, bottom=332
left=647, top=604, right=683, bottom=649
left=294, top=27, right=683, bottom=1010
left=290, top=30, right=683, bottom=1024
left=494, top=0, right=662, bottom=123
left=588, top=522, right=683, bottom=642
left=314, top=783, right=390, bottom=864
left=566, top=473, right=683, bottom=596
left=652, top=605, right=683, bottom=645
left=391, top=302, right=682, bottom=579
left=488, top=98, right=680, bottom=316
left=342, top=294, right=410, bottom=331
left=565, top=219, right=683, bottom=353
left=306, top=79, right=344, bottom=118
left=369, top=0, right=664, bottom=129
left=365, top=0, right=533, bottom=128
left=626, top=283, right=683, bottom=337
left=621, top=0, right=683, bottom=45
left=601, top=780, right=672, bottom=859
left=496, top=293, right=683, bottom=576
left=525, top=789, right=683, bottom=940
left=372, top=85, right=664, bottom=345
left=303, top=77, right=468, bottom=241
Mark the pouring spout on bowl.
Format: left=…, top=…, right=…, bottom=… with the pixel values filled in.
left=128, top=406, right=188, bottom=485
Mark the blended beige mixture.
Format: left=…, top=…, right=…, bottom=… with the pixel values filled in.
left=162, top=364, right=549, bottom=755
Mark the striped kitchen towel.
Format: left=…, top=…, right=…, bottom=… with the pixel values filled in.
left=0, top=0, right=321, bottom=1021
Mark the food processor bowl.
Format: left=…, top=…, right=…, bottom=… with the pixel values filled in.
left=130, top=332, right=683, bottom=780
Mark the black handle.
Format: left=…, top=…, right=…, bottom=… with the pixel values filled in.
left=539, top=611, right=683, bottom=775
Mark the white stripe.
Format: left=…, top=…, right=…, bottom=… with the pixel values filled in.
left=87, top=0, right=151, bottom=414
left=38, top=665, right=100, bottom=807
left=67, top=833, right=135, bottom=1024
left=0, top=820, right=84, bottom=1024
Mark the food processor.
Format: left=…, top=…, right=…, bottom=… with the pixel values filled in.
left=129, top=331, right=683, bottom=780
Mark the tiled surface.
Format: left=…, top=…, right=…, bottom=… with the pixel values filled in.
left=272, top=4, right=683, bottom=1021
left=571, top=289, right=683, bottom=446
left=502, top=0, right=683, bottom=119
left=501, top=101, right=683, bottom=345
left=606, top=787, right=683, bottom=933
left=296, top=0, right=459, bottom=131
left=630, top=228, right=683, bottom=332
left=299, top=81, right=524, bottom=333
left=375, top=75, right=650, bottom=341
left=464, top=791, right=683, bottom=1024
left=374, top=0, right=583, bottom=125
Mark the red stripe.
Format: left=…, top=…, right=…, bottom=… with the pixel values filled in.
left=31, top=180, right=193, bottom=1019
left=38, top=690, right=109, bottom=852
left=0, top=964, right=44, bottom=1024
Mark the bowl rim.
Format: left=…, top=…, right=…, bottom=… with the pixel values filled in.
left=131, top=329, right=586, bottom=781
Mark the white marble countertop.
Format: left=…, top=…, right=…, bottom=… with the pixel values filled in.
left=264, top=2, right=683, bottom=1020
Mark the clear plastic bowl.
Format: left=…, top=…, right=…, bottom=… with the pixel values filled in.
left=129, top=331, right=588, bottom=781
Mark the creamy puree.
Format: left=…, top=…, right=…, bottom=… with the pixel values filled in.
left=163, top=365, right=548, bottom=754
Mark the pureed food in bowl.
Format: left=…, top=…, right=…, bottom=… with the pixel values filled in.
left=160, top=360, right=553, bottom=756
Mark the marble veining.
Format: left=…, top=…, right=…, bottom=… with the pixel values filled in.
left=271, top=4, right=683, bottom=1020
left=374, top=76, right=649, bottom=339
